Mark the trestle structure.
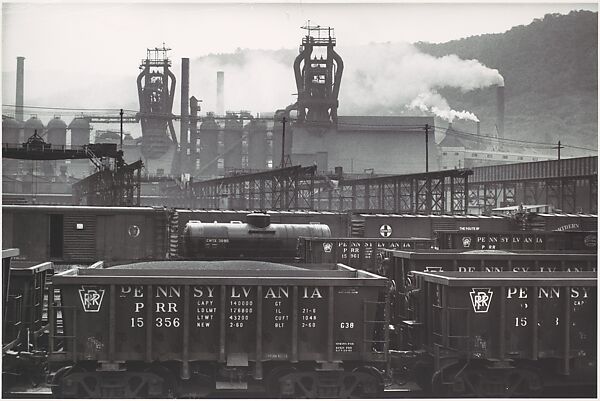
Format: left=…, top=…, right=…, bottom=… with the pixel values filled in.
left=72, top=160, right=143, bottom=206
left=469, top=156, right=597, bottom=214
left=190, top=165, right=316, bottom=210
left=315, top=169, right=471, bottom=214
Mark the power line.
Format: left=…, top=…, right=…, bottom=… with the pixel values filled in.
left=2, top=104, right=138, bottom=114
left=435, top=124, right=559, bottom=149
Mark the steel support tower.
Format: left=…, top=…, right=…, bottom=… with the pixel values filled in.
left=294, top=23, right=344, bottom=126
left=136, top=46, right=177, bottom=159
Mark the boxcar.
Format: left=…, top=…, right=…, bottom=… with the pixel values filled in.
left=526, top=213, right=597, bottom=232
left=400, top=271, right=597, bottom=397
left=48, top=261, right=389, bottom=398
left=435, top=230, right=597, bottom=252
left=354, top=214, right=513, bottom=238
left=297, top=237, right=434, bottom=271
left=2, top=205, right=170, bottom=263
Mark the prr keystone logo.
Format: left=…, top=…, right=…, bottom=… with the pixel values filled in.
left=322, top=242, right=334, bottom=253
left=79, top=287, right=106, bottom=312
left=469, top=288, right=493, bottom=313
left=462, top=237, right=472, bottom=248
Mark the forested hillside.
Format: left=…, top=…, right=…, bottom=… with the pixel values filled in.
left=416, top=10, right=597, bottom=154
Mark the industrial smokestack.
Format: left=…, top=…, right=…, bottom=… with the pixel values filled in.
left=217, top=71, right=224, bottom=116
left=496, top=84, right=505, bottom=140
left=476, top=121, right=481, bottom=136
left=16, top=56, right=25, bottom=122
left=180, top=58, right=190, bottom=160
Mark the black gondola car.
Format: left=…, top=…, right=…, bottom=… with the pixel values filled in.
left=377, top=249, right=597, bottom=330
left=297, top=237, right=434, bottom=271
left=48, top=261, right=389, bottom=398
left=400, top=271, right=597, bottom=397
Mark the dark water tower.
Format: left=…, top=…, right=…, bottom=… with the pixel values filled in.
left=247, top=118, right=268, bottom=170
left=23, top=116, right=53, bottom=176
left=293, top=23, right=344, bottom=126
left=23, top=116, right=44, bottom=141
left=136, top=46, right=176, bottom=159
left=69, top=117, right=91, bottom=147
left=47, top=116, right=67, bottom=146
left=223, top=113, right=243, bottom=171
left=198, top=114, right=220, bottom=177
left=2, top=117, right=21, bottom=144
left=69, top=117, right=92, bottom=178
left=2, top=117, right=22, bottom=175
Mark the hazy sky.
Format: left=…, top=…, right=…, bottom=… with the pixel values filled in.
left=1, top=1, right=597, bottom=123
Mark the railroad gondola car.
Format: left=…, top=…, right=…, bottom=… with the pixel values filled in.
left=395, top=271, right=597, bottom=397
left=48, top=261, right=389, bottom=398
left=2, top=249, right=54, bottom=393
left=377, top=249, right=596, bottom=339
left=297, top=237, right=434, bottom=271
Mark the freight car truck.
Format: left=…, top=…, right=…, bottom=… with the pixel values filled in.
left=399, top=271, right=597, bottom=397
left=48, top=261, right=389, bottom=398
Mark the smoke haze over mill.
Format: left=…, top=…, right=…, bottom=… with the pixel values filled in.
left=1, top=8, right=596, bottom=157
left=189, top=43, right=504, bottom=123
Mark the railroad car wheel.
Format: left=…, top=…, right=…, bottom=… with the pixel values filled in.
left=50, top=366, right=73, bottom=398
left=266, top=366, right=298, bottom=398
left=342, top=366, right=384, bottom=398
left=434, top=365, right=542, bottom=398
left=504, top=369, right=541, bottom=397
left=50, top=365, right=87, bottom=398
left=144, top=365, right=177, bottom=398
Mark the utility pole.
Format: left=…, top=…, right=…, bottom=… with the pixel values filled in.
left=280, top=116, right=286, bottom=168
left=120, top=109, right=124, bottom=150
left=553, top=140, right=564, bottom=161
left=425, top=124, right=429, bottom=173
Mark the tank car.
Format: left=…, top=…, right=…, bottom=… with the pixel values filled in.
left=182, top=212, right=331, bottom=260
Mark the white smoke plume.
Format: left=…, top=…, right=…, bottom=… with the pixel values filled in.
left=3, top=42, right=504, bottom=127
left=339, top=42, right=504, bottom=121
left=409, top=91, right=480, bottom=122
left=189, top=42, right=504, bottom=123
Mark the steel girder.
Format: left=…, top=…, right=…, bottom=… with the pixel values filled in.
left=469, top=178, right=590, bottom=213
left=469, top=157, right=597, bottom=213
left=323, top=169, right=471, bottom=214
left=72, top=161, right=142, bottom=206
left=191, top=165, right=316, bottom=210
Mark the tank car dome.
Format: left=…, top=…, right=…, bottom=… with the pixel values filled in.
left=68, top=117, right=91, bottom=130
left=247, top=213, right=271, bottom=228
left=47, top=116, right=67, bottom=130
left=2, top=117, right=22, bottom=130
left=23, top=116, right=44, bottom=130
